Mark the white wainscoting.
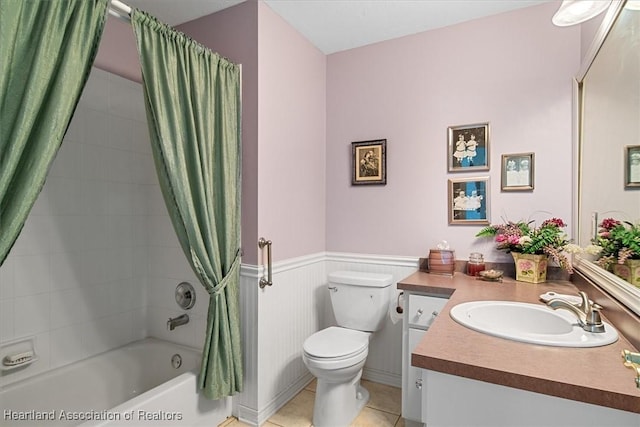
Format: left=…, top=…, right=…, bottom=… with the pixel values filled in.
left=234, top=252, right=418, bottom=426
left=234, top=263, right=260, bottom=423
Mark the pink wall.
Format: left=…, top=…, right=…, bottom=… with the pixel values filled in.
left=325, top=2, right=581, bottom=261
left=177, top=1, right=260, bottom=264
left=94, top=16, right=141, bottom=82
left=96, top=2, right=263, bottom=265
left=96, top=1, right=326, bottom=264
left=256, top=2, right=327, bottom=261
left=181, top=1, right=327, bottom=263
left=93, top=1, right=582, bottom=264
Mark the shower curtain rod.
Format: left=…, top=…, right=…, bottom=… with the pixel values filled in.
left=108, top=0, right=132, bottom=22
left=105, top=0, right=244, bottom=76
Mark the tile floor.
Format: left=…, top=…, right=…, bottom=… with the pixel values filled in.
left=219, top=379, right=405, bottom=427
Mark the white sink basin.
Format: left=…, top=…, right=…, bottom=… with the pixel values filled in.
left=449, top=301, right=619, bottom=347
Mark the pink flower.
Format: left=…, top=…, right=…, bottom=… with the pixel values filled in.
left=600, top=218, right=621, bottom=231
left=476, top=215, right=576, bottom=274
left=507, top=235, right=521, bottom=245
left=495, top=235, right=508, bottom=243
left=541, top=218, right=566, bottom=228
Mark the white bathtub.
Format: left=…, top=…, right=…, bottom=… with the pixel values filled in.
left=0, top=338, right=231, bottom=426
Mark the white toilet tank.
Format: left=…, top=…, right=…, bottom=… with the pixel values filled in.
left=328, top=271, right=393, bottom=332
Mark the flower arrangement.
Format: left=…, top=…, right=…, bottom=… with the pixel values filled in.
left=592, top=218, right=640, bottom=270
left=476, top=217, right=580, bottom=273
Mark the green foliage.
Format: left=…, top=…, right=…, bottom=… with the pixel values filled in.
left=594, top=219, right=640, bottom=269
left=611, top=223, right=640, bottom=255
left=475, top=226, right=498, bottom=237
left=474, top=217, right=574, bottom=272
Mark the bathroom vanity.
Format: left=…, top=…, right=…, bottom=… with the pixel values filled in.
left=398, top=271, right=640, bottom=426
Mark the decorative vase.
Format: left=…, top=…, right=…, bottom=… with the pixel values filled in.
left=612, top=259, right=640, bottom=288
left=511, top=252, right=548, bottom=283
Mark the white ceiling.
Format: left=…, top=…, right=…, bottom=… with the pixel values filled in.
left=124, top=0, right=556, bottom=54
left=124, top=0, right=245, bottom=25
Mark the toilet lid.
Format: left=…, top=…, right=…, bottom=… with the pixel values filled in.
left=303, top=327, right=369, bottom=359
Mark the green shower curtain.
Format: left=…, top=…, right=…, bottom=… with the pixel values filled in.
left=0, top=0, right=108, bottom=265
left=131, top=9, right=243, bottom=399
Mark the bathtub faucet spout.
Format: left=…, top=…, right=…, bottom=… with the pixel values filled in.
left=167, top=314, right=189, bottom=331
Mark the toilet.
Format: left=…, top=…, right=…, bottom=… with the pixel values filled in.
left=302, top=270, right=393, bottom=427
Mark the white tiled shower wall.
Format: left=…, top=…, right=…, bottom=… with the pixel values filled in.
left=0, top=68, right=208, bottom=387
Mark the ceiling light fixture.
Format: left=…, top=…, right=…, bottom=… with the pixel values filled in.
left=552, top=0, right=612, bottom=26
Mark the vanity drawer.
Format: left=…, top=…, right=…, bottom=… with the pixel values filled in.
left=407, top=294, right=448, bottom=329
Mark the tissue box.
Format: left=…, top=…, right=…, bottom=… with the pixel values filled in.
left=427, top=249, right=455, bottom=276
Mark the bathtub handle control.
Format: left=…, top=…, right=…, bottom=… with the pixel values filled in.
left=175, top=282, right=196, bottom=310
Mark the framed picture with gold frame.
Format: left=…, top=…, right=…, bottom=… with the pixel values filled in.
left=448, top=176, right=490, bottom=225
left=625, top=145, right=640, bottom=188
left=351, top=139, right=386, bottom=185
left=501, top=152, right=534, bottom=191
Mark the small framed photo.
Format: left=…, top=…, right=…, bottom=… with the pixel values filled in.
left=352, top=139, right=387, bottom=185
left=625, top=145, right=640, bottom=188
left=448, top=177, right=490, bottom=225
left=501, top=152, right=535, bottom=191
left=448, top=122, right=489, bottom=172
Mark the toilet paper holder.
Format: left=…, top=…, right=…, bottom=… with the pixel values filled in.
left=396, top=291, right=404, bottom=314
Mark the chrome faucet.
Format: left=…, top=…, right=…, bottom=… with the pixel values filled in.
left=545, top=291, right=605, bottom=333
left=167, top=314, right=189, bottom=331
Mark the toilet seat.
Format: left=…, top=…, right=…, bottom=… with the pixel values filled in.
left=303, top=327, right=370, bottom=370
left=304, top=327, right=369, bottom=358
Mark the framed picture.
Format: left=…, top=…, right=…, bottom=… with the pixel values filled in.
left=625, top=145, right=640, bottom=188
left=352, top=139, right=387, bottom=185
left=501, top=152, right=535, bottom=191
left=448, top=177, right=490, bottom=225
left=448, top=122, right=490, bottom=172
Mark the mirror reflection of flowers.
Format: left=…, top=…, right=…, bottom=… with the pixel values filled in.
left=476, top=217, right=581, bottom=273
left=592, top=218, right=640, bottom=270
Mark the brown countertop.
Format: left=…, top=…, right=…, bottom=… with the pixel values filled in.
left=398, top=271, right=640, bottom=414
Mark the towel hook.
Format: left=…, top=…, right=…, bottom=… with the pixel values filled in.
left=258, top=237, right=273, bottom=288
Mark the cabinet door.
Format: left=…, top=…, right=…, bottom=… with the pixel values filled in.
left=404, top=327, right=426, bottom=422
left=422, top=369, right=640, bottom=426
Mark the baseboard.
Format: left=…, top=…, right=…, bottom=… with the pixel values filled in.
left=363, top=367, right=402, bottom=388
left=236, top=404, right=259, bottom=427
left=237, top=372, right=315, bottom=426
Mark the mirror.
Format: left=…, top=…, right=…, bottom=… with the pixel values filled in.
left=576, top=0, right=640, bottom=316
